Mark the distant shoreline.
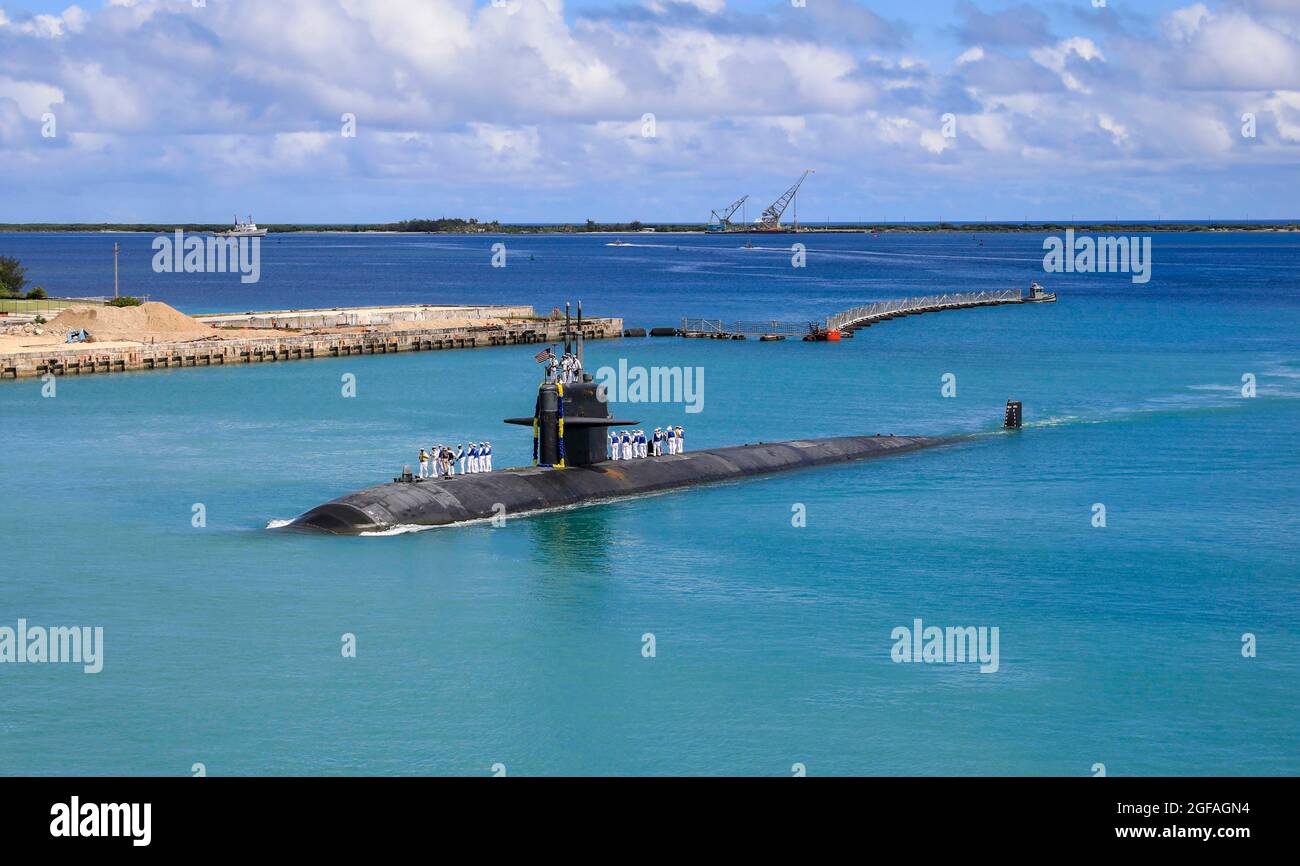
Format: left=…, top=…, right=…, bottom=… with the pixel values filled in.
left=1, top=222, right=1298, bottom=235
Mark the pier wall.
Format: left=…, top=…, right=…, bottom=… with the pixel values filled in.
left=0, top=317, right=622, bottom=380
left=194, top=304, right=535, bottom=330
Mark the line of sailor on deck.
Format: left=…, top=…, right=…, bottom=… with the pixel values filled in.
left=414, top=424, right=685, bottom=479
left=609, top=426, right=684, bottom=460
left=418, top=442, right=492, bottom=480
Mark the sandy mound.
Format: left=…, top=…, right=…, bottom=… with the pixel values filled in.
left=46, top=302, right=214, bottom=342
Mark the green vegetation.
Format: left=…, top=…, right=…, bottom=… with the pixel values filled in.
left=389, top=217, right=498, bottom=232
left=25, top=286, right=47, bottom=299
left=106, top=296, right=143, bottom=307
left=0, top=297, right=94, bottom=313
left=0, top=255, right=28, bottom=297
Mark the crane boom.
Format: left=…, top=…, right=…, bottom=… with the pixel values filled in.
left=710, top=194, right=749, bottom=228
left=759, top=169, right=814, bottom=229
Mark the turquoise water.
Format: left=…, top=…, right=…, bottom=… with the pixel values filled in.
left=1, top=232, right=1297, bottom=775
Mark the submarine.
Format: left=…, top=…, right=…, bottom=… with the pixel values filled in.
left=288, top=302, right=990, bottom=536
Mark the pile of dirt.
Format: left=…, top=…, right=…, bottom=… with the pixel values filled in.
left=45, top=302, right=214, bottom=342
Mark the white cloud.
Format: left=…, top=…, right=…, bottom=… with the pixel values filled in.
left=1165, top=4, right=1212, bottom=41
left=0, top=0, right=1297, bottom=221
left=1029, top=37, right=1104, bottom=93
left=0, top=77, right=64, bottom=118
left=1167, top=9, right=1300, bottom=89
left=1098, top=114, right=1130, bottom=147
left=0, top=4, right=88, bottom=38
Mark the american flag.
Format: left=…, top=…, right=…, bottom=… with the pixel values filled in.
left=534, top=346, right=556, bottom=363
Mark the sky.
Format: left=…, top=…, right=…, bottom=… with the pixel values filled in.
left=1, top=0, right=1298, bottom=223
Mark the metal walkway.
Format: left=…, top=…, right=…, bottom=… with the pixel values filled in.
left=827, top=290, right=1023, bottom=332
left=680, top=290, right=1025, bottom=338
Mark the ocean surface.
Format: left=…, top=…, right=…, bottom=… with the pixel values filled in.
left=1, top=230, right=1297, bottom=776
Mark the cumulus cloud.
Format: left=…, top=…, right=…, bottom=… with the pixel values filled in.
left=1163, top=5, right=1300, bottom=89
left=1030, top=37, right=1105, bottom=93
left=0, top=0, right=1296, bottom=221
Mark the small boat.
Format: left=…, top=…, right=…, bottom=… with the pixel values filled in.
left=1024, top=281, right=1057, bottom=303
left=216, top=215, right=267, bottom=237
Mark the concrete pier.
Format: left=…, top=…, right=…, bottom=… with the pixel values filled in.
left=193, top=304, right=534, bottom=330
left=0, top=314, right=622, bottom=380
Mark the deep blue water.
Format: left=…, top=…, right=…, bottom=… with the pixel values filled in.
left=1, top=231, right=1297, bottom=775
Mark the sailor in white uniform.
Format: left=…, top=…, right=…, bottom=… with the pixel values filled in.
left=621, top=430, right=633, bottom=461
left=638, top=430, right=648, bottom=458
left=665, top=426, right=676, bottom=455
left=675, top=425, right=684, bottom=452
left=482, top=441, right=492, bottom=472
left=454, top=443, right=466, bottom=475
left=652, top=428, right=663, bottom=457
left=609, top=430, right=620, bottom=460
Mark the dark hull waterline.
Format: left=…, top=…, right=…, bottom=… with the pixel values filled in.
left=288, top=434, right=950, bottom=535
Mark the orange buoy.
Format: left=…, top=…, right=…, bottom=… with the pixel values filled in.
left=826, top=329, right=842, bottom=342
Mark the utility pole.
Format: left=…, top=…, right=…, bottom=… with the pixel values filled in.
left=113, top=242, right=120, bottom=299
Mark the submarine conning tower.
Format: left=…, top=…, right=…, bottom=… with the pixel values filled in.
left=503, top=300, right=638, bottom=467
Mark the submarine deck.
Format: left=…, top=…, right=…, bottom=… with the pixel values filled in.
left=290, top=434, right=947, bottom=534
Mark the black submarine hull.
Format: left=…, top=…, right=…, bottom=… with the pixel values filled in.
left=289, top=434, right=948, bottom=535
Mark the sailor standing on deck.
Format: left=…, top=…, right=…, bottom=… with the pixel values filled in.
left=664, top=425, right=676, bottom=455
left=652, top=428, right=663, bottom=456
left=609, top=430, right=619, bottom=460
left=468, top=442, right=481, bottom=473
left=675, top=425, right=684, bottom=452
left=454, top=443, right=466, bottom=475
left=621, top=430, right=633, bottom=461
left=418, top=448, right=430, bottom=479
left=483, top=442, right=492, bottom=472
left=638, top=430, right=648, bottom=458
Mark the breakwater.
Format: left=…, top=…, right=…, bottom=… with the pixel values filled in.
left=0, top=309, right=622, bottom=380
